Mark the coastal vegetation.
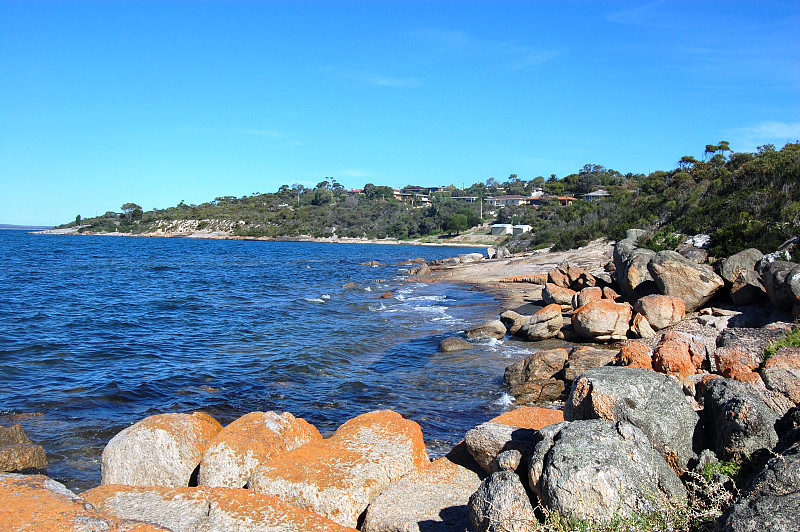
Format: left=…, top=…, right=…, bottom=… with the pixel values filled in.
left=62, top=142, right=799, bottom=257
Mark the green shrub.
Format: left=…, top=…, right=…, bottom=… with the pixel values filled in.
left=764, top=328, right=800, bottom=360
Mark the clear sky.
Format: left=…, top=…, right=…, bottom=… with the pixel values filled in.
left=1, top=1, right=799, bottom=226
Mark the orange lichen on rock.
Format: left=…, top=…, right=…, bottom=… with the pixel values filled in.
left=499, top=274, right=548, bottom=284
left=489, top=406, right=564, bottom=429
left=198, top=411, right=322, bottom=488
left=0, top=473, right=169, bottom=532
left=249, top=410, right=430, bottom=528
left=83, top=484, right=358, bottom=532
left=614, top=342, right=654, bottom=370
left=653, top=340, right=695, bottom=379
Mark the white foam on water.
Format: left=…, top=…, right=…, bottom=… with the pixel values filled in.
left=368, top=302, right=387, bottom=311
left=492, top=392, right=515, bottom=407
left=302, top=297, right=326, bottom=304
left=321, top=294, right=331, bottom=300
left=364, top=287, right=372, bottom=292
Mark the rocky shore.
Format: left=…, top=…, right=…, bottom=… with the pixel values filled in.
left=2, top=231, right=799, bottom=531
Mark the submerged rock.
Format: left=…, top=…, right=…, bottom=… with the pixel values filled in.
left=0, top=424, right=47, bottom=473
left=439, top=336, right=473, bottom=352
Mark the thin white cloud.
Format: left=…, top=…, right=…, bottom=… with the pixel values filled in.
left=606, top=1, right=672, bottom=27
left=728, top=121, right=800, bottom=151
left=409, top=28, right=559, bottom=70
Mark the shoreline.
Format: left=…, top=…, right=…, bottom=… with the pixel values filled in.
left=33, top=226, right=493, bottom=249
left=428, top=238, right=615, bottom=310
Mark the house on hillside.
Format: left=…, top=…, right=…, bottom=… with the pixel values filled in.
left=513, top=224, right=532, bottom=236
left=583, top=189, right=611, bottom=201
left=556, top=196, right=578, bottom=206
left=485, top=195, right=528, bottom=207
left=490, top=224, right=514, bottom=236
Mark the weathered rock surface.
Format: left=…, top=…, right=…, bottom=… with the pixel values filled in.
left=489, top=406, right=565, bottom=430
left=83, top=484, right=357, bottom=532
left=565, top=366, right=699, bottom=471
left=761, top=346, right=800, bottom=403
left=468, top=471, right=536, bottom=532
left=633, top=294, right=686, bottom=330
left=507, top=379, right=565, bottom=404
left=439, top=336, right=473, bottom=352
left=466, top=320, right=507, bottom=340
left=528, top=420, right=686, bottom=520
left=730, top=270, right=768, bottom=306
left=464, top=422, right=539, bottom=474
left=499, top=310, right=527, bottom=335
left=630, top=312, right=657, bottom=338
left=571, top=300, right=632, bottom=341
left=0, top=473, right=169, bottom=532
left=613, top=241, right=656, bottom=297
left=717, top=248, right=764, bottom=284
left=198, top=411, right=321, bottom=488
left=613, top=342, right=653, bottom=369
left=702, top=378, right=779, bottom=461
left=542, top=283, right=577, bottom=309
left=0, top=424, right=47, bottom=473
left=648, top=251, right=724, bottom=312
left=653, top=337, right=697, bottom=379
left=563, top=346, right=618, bottom=382
left=361, top=442, right=483, bottom=532
left=504, top=348, right=568, bottom=385
left=249, top=410, right=429, bottom=528
left=548, top=262, right=596, bottom=291
left=714, top=440, right=800, bottom=532
left=758, top=260, right=800, bottom=310
left=572, top=286, right=603, bottom=309
left=716, top=327, right=787, bottom=368
left=102, top=412, right=222, bottom=487
left=519, top=304, right=564, bottom=341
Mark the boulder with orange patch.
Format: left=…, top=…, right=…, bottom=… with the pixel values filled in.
left=102, top=412, right=222, bottom=487
left=249, top=410, right=429, bottom=528
left=83, top=484, right=357, bottom=532
left=199, top=411, right=322, bottom=488
left=0, top=473, right=169, bottom=532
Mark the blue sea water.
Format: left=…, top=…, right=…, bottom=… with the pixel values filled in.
left=0, top=230, right=536, bottom=491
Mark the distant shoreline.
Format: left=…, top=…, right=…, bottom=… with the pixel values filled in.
left=33, top=226, right=492, bottom=249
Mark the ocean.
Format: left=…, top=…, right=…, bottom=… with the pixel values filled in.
left=0, top=229, right=538, bottom=491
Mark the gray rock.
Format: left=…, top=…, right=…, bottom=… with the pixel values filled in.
left=718, top=248, right=764, bottom=284
left=528, top=420, right=686, bottom=520
left=730, top=270, right=768, bottom=306
left=613, top=242, right=656, bottom=297
left=564, top=366, right=699, bottom=471
left=716, top=328, right=788, bottom=368
left=758, top=260, right=800, bottom=311
left=362, top=442, right=484, bottom=532
left=439, top=336, right=473, bottom=352
left=519, top=305, right=564, bottom=341
left=702, top=378, right=779, bottom=461
left=466, top=320, right=507, bottom=340
left=677, top=244, right=708, bottom=264
left=499, top=310, right=528, bottom=335
left=504, top=349, right=568, bottom=386
left=464, top=422, right=539, bottom=474
left=562, top=347, right=618, bottom=382
left=468, top=471, right=536, bottom=532
left=496, top=450, right=522, bottom=472
left=509, top=379, right=565, bottom=404
left=714, top=441, right=800, bottom=532
left=648, top=251, right=725, bottom=311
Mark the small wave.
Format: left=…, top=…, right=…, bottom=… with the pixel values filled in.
left=364, top=287, right=372, bottom=291
left=368, top=302, right=387, bottom=311
left=395, top=294, right=446, bottom=302
left=492, top=392, right=515, bottom=407
left=321, top=294, right=331, bottom=300
left=302, top=297, right=326, bottom=304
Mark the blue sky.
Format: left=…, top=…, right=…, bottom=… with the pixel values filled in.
left=1, top=1, right=798, bottom=226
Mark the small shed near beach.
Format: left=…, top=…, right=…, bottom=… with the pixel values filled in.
left=490, top=224, right=514, bottom=236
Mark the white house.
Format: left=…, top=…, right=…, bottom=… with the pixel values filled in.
left=513, top=224, right=532, bottom=236
left=490, top=224, right=514, bottom=236
left=583, top=189, right=611, bottom=201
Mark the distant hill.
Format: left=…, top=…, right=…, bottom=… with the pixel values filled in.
left=55, top=142, right=800, bottom=258
left=0, top=224, right=53, bottom=231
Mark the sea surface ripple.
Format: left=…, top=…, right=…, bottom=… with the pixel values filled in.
left=0, top=230, right=533, bottom=491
